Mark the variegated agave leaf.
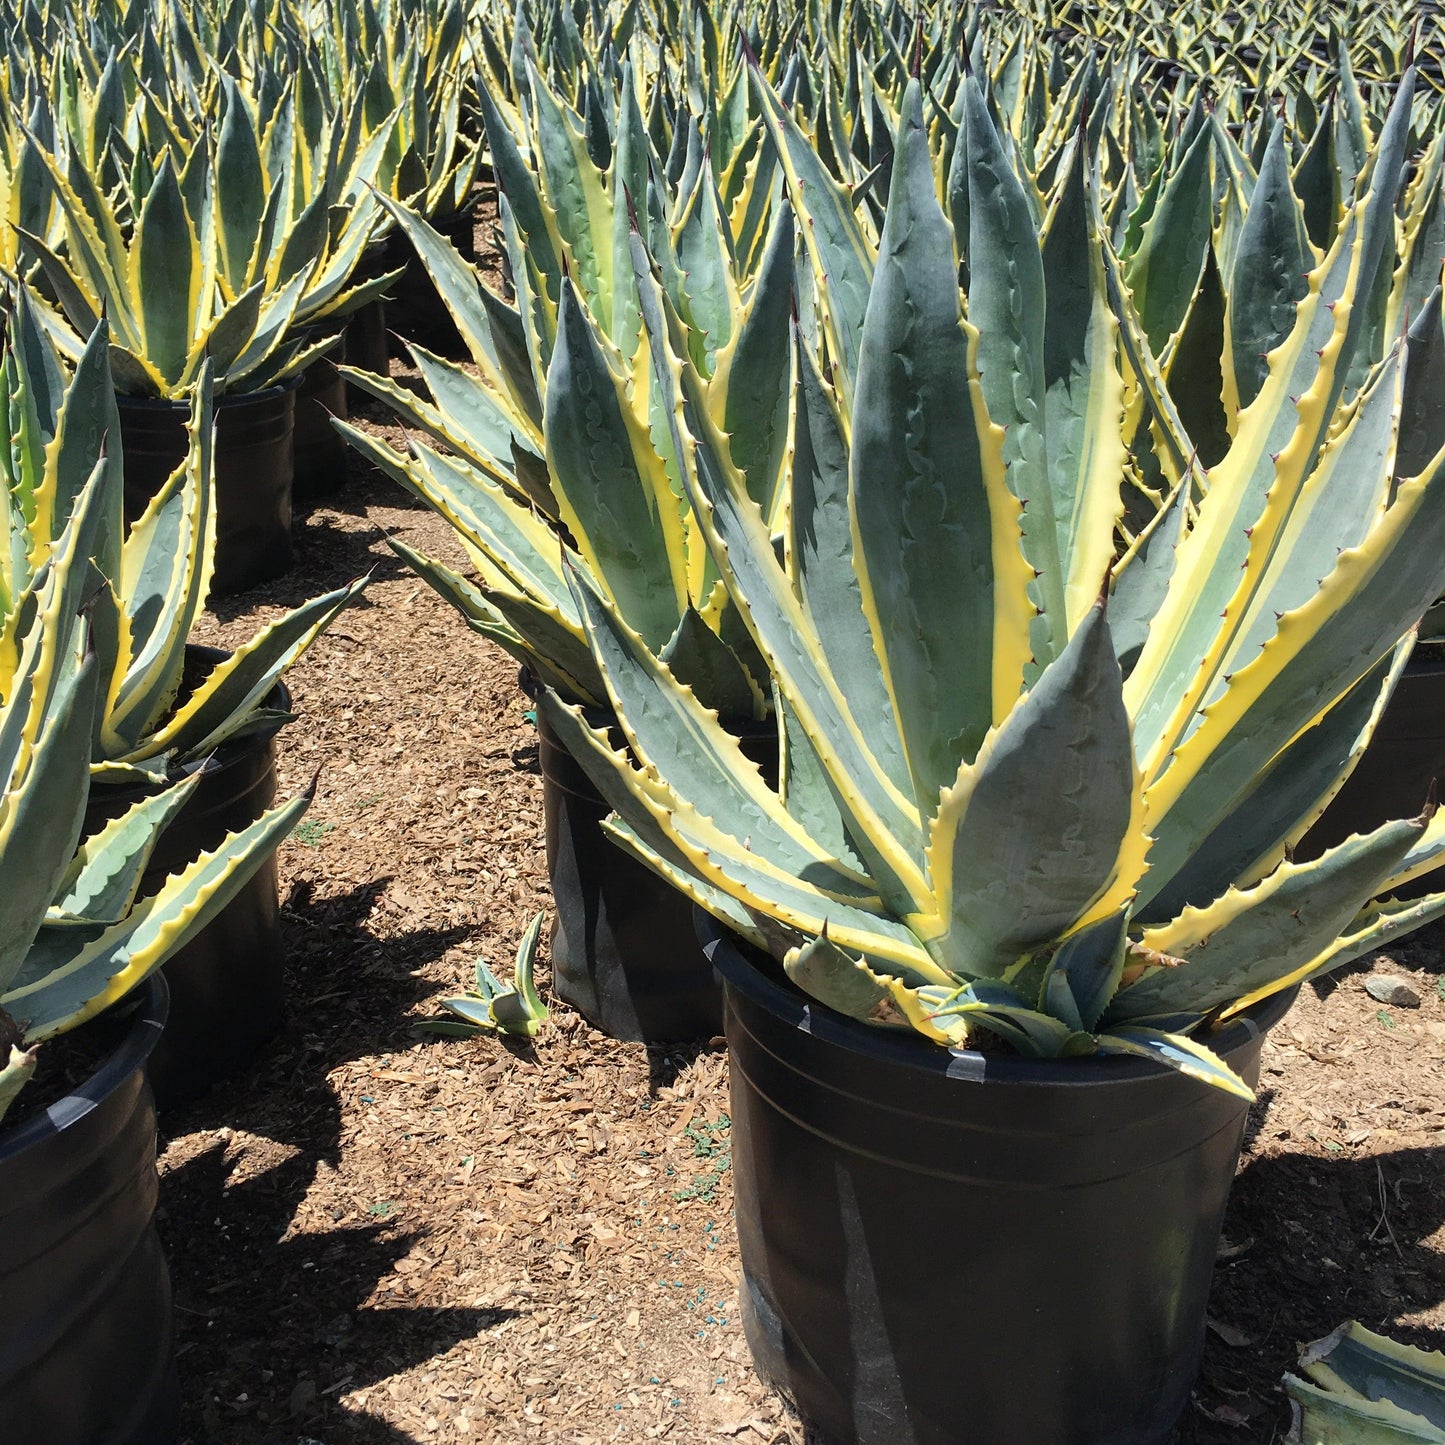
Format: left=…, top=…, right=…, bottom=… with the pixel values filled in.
left=1285, top=1322, right=1445, bottom=1443
left=0, top=17, right=446, bottom=395
left=0, top=448, right=314, bottom=1125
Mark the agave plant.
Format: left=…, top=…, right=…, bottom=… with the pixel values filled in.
left=0, top=0, right=441, bottom=327
left=294, top=0, right=485, bottom=226
left=8, top=41, right=391, bottom=399
left=1286, top=1322, right=1445, bottom=1443
left=15, top=150, right=320, bottom=398
left=188, top=66, right=401, bottom=331
left=0, top=289, right=366, bottom=781
left=538, top=68, right=1445, bottom=1097
left=0, top=446, right=310, bottom=1124
left=416, top=911, right=549, bottom=1039
left=469, top=0, right=1443, bottom=174
left=338, top=62, right=792, bottom=716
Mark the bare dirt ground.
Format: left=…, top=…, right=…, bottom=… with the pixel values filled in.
left=158, top=201, right=1445, bottom=1445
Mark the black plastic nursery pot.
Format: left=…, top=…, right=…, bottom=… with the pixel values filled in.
left=292, top=325, right=350, bottom=503
left=1297, top=650, right=1445, bottom=886
left=344, top=239, right=396, bottom=401
left=85, top=649, right=288, bottom=1109
left=536, top=700, right=727, bottom=1043
left=0, top=975, right=177, bottom=1445
left=700, top=913, right=1296, bottom=1445
left=117, top=377, right=299, bottom=596
left=527, top=664, right=779, bottom=1042
left=384, top=205, right=478, bottom=360
left=345, top=298, right=391, bottom=395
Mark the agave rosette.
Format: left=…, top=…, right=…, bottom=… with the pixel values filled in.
left=11, top=35, right=408, bottom=396
left=0, top=288, right=366, bottom=780
left=539, top=68, right=1445, bottom=1098
left=287, top=0, right=485, bottom=227
left=339, top=60, right=792, bottom=715
left=0, top=0, right=498, bottom=392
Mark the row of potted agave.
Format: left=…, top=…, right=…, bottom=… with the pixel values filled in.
left=1, top=0, right=1432, bottom=594
left=3, top=6, right=1445, bottom=1443
left=477, top=0, right=1427, bottom=108
left=0, top=287, right=365, bottom=1440
left=349, top=39, right=1445, bottom=1445
left=0, top=0, right=485, bottom=591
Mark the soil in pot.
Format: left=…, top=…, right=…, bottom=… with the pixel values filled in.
left=701, top=913, right=1296, bottom=1445
left=0, top=975, right=177, bottom=1445
left=118, top=378, right=298, bottom=597
left=85, top=648, right=288, bottom=1109
left=529, top=675, right=776, bottom=1043
left=1296, top=649, right=1445, bottom=894
left=384, top=205, right=478, bottom=361
left=293, top=326, right=350, bottom=505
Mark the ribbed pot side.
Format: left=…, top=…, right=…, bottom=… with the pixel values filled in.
left=702, top=914, right=1294, bottom=1445
left=117, top=380, right=298, bottom=596
left=537, top=700, right=726, bottom=1043
left=0, top=976, right=177, bottom=1445
left=84, top=649, right=288, bottom=1107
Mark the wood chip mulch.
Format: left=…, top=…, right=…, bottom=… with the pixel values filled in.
left=156, top=201, right=1445, bottom=1445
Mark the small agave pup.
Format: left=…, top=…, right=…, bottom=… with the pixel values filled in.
left=416, top=912, right=549, bottom=1040
left=540, top=67, right=1445, bottom=1099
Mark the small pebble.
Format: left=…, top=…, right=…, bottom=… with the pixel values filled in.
left=1365, top=976, right=1421, bottom=1008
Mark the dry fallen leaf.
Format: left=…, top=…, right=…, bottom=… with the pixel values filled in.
left=1206, top=1317, right=1252, bottom=1348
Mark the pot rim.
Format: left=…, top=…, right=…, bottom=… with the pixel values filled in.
left=0, top=973, right=169, bottom=1163
left=179, top=642, right=292, bottom=741
left=426, top=201, right=478, bottom=226
left=89, top=643, right=290, bottom=799
left=1402, top=642, right=1445, bottom=677
left=520, top=665, right=773, bottom=738
left=114, top=371, right=303, bottom=409
left=697, top=909, right=1296, bottom=1089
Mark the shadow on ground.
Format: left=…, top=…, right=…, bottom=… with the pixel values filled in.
left=1177, top=1144, right=1445, bottom=1444
left=158, top=875, right=496, bottom=1442
left=162, top=1139, right=519, bottom=1442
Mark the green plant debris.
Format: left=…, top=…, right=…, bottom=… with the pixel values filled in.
left=684, top=1115, right=731, bottom=1157
left=1374, top=1009, right=1397, bottom=1030
left=673, top=1116, right=732, bottom=1202
left=291, top=819, right=336, bottom=847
